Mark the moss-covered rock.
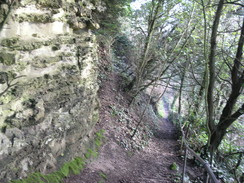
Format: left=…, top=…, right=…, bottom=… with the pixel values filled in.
left=0, top=37, right=19, bottom=48
left=37, top=0, right=61, bottom=8
left=0, top=0, right=104, bottom=182
left=17, top=13, right=53, bottom=23
left=0, top=52, right=16, bottom=65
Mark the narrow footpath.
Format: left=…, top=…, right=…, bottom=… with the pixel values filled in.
left=65, top=63, right=203, bottom=183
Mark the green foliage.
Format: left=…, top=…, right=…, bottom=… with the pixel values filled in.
left=37, top=0, right=60, bottom=8
left=95, top=129, right=105, bottom=140
left=60, top=163, right=73, bottom=177
left=85, top=148, right=98, bottom=159
left=11, top=157, right=85, bottom=183
left=109, top=105, right=119, bottom=116
left=94, top=129, right=105, bottom=148
left=124, top=0, right=243, bottom=181
left=68, top=161, right=82, bottom=175
left=99, top=172, right=107, bottom=180
left=97, top=171, right=107, bottom=183
left=95, top=0, right=133, bottom=36
left=170, top=162, right=179, bottom=171
left=113, top=35, right=133, bottom=57
left=10, top=130, right=105, bottom=183
left=102, top=0, right=133, bottom=18
left=156, top=100, right=167, bottom=118
left=41, top=172, right=63, bottom=183
left=0, top=52, right=16, bottom=65
left=11, top=173, right=45, bottom=183
left=95, top=138, right=102, bottom=147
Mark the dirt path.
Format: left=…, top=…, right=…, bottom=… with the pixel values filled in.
left=65, top=121, right=182, bottom=183
left=65, top=65, right=202, bottom=183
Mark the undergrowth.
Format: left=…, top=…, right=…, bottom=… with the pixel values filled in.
left=10, top=130, right=105, bottom=183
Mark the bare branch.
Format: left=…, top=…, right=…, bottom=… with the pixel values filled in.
left=136, top=26, right=146, bottom=37
left=225, top=1, right=244, bottom=7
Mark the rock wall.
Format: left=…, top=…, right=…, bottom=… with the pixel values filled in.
left=0, top=0, right=104, bottom=182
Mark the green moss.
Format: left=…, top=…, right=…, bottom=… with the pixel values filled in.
left=94, top=129, right=105, bottom=148
left=0, top=36, right=75, bottom=51
left=99, top=172, right=107, bottom=180
left=1, top=125, right=7, bottom=133
left=17, top=173, right=45, bottom=183
left=0, top=38, right=44, bottom=51
left=0, top=52, right=16, bottom=65
left=32, top=56, right=61, bottom=68
left=52, top=44, right=61, bottom=51
left=18, top=14, right=53, bottom=23
left=10, top=130, right=105, bottom=183
left=92, top=112, right=99, bottom=123
left=37, top=0, right=61, bottom=8
left=157, top=100, right=167, bottom=118
left=18, top=42, right=43, bottom=51
left=16, top=61, right=28, bottom=72
left=95, top=129, right=105, bottom=139
left=95, top=138, right=102, bottom=147
left=30, top=77, right=47, bottom=90
left=170, top=162, right=179, bottom=171
left=85, top=148, right=98, bottom=159
left=10, top=153, right=86, bottom=183
left=1, top=94, right=15, bottom=104
left=41, top=172, right=63, bottom=183
left=0, top=37, right=19, bottom=47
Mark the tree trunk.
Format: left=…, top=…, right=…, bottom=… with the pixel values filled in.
left=178, top=62, right=189, bottom=115
left=194, top=69, right=206, bottom=114
left=207, top=0, right=225, bottom=134
left=210, top=103, right=244, bottom=151
left=209, top=18, right=244, bottom=151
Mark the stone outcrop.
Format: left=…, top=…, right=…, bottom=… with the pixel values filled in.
left=0, top=0, right=104, bottom=182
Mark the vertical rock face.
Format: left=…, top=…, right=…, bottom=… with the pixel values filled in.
left=0, top=0, right=104, bottom=181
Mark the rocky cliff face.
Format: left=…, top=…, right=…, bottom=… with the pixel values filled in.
left=0, top=0, right=104, bottom=182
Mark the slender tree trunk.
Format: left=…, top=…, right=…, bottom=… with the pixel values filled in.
left=178, top=75, right=183, bottom=115
left=178, top=62, right=189, bottom=115
left=207, top=0, right=225, bottom=134
left=206, top=0, right=225, bottom=156
left=194, top=69, right=206, bottom=114
left=171, top=93, right=178, bottom=112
